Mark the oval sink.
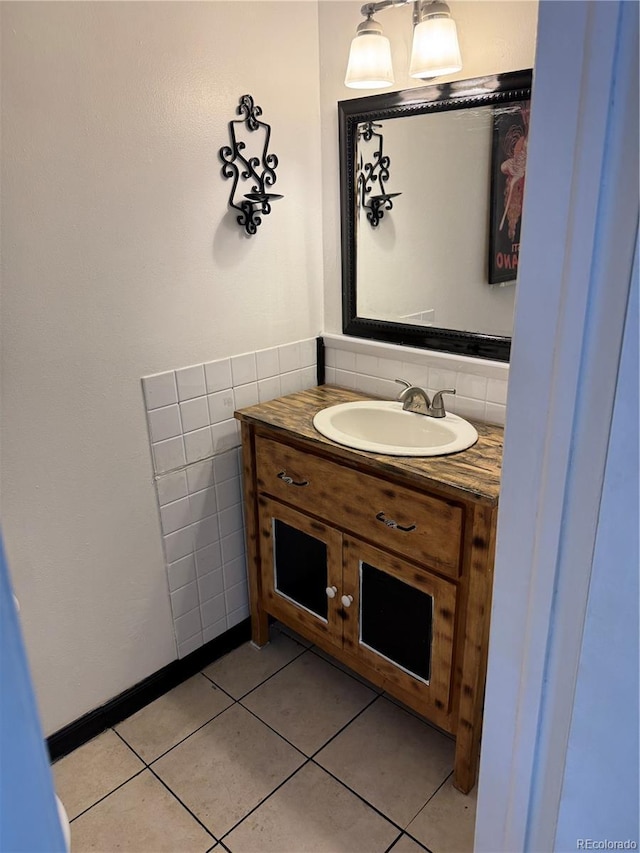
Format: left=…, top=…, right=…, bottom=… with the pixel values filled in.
left=313, top=401, right=478, bottom=457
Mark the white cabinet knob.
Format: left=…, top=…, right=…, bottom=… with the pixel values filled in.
left=326, top=586, right=337, bottom=599
left=341, top=594, right=353, bottom=608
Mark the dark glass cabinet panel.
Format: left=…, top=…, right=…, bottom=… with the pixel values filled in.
left=360, top=562, right=433, bottom=682
left=273, top=520, right=328, bottom=620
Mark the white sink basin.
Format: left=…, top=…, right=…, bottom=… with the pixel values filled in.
left=313, top=401, right=478, bottom=457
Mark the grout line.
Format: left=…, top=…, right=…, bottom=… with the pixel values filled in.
left=199, top=631, right=309, bottom=700
left=147, top=764, right=218, bottom=845
left=218, top=758, right=313, bottom=843
left=383, top=832, right=404, bottom=853
left=308, top=692, right=381, bottom=761
left=145, top=702, right=237, bottom=766
left=68, top=764, right=147, bottom=823
left=307, top=758, right=406, bottom=835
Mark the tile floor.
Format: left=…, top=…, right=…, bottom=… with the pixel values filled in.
left=53, top=624, right=477, bottom=853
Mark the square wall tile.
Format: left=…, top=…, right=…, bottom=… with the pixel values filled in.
left=163, top=526, right=194, bottom=564
left=485, top=402, right=506, bottom=426
left=487, top=377, right=509, bottom=404
left=228, top=605, right=249, bottom=628
left=278, top=342, right=301, bottom=373
left=148, top=405, right=182, bottom=443
left=178, top=632, right=204, bottom=658
left=225, top=580, right=248, bottom=613
left=175, top=607, right=202, bottom=644
left=335, top=349, right=356, bottom=371
left=184, top=427, right=213, bottom=465
left=203, top=618, right=228, bottom=644
left=195, top=542, right=223, bottom=578
left=160, top=496, right=191, bottom=536
left=280, top=370, right=303, bottom=396
left=167, top=554, right=196, bottom=592
left=142, top=372, right=177, bottom=411
left=211, top=419, right=240, bottom=454
left=455, top=396, right=486, bottom=422
left=205, top=358, right=232, bottom=394
left=170, top=581, right=200, bottom=619
left=176, top=365, right=206, bottom=402
left=231, top=352, right=257, bottom=386
left=221, top=530, right=245, bottom=563
left=256, top=347, right=280, bottom=379
left=213, top=450, right=239, bottom=484
left=156, top=471, right=188, bottom=507
left=234, top=382, right=259, bottom=410
left=201, top=592, right=227, bottom=630
left=258, top=376, right=281, bottom=402
left=299, top=338, right=317, bottom=368
left=208, top=389, right=235, bottom=424
left=152, top=436, right=186, bottom=475
left=186, top=460, right=214, bottom=495
left=193, top=515, right=220, bottom=550
left=223, top=555, right=248, bottom=590
left=301, top=366, right=316, bottom=387
left=179, top=396, right=209, bottom=433
left=218, top=503, right=244, bottom=538
left=189, top=486, right=217, bottom=523
left=198, top=568, right=224, bottom=603
left=455, top=371, right=487, bottom=401
left=216, top=477, right=242, bottom=511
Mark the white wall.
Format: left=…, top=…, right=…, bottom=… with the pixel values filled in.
left=318, top=0, right=539, bottom=335
left=0, top=1, right=323, bottom=734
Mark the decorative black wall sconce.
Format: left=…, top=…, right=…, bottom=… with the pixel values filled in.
left=219, top=94, right=282, bottom=236
left=357, top=121, right=401, bottom=227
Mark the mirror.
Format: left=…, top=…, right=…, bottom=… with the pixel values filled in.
left=339, top=69, right=532, bottom=362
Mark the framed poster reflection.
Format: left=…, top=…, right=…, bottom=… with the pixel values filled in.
left=489, top=101, right=530, bottom=284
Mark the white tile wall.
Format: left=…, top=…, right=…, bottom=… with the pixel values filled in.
left=322, top=334, right=509, bottom=427
left=142, top=338, right=318, bottom=657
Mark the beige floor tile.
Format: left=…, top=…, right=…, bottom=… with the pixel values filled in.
left=52, top=729, right=144, bottom=820
left=224, top=762, right=399, bottom=853
left=152, top=703, right=305, bottom=838
left=311, top=646, right=385, bottom=693
left=241, top=651, right=376, bottom=755
left=115, top=673, right=233, bottom=762
left=390, top=834, right=429, bottom=852
left=406, top=775, right=477, bottom=853
left=315, top=697, right=454, bottom=827
left=202, top=628, right=305, bottom=698
left=69, top=769, right=213, bottom=852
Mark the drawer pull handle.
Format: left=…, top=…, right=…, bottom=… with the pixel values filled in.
left=341, top=594, right=353, bottom=608
left=326, top=586, right=337, bottom=599
left=376, top=511, right=417, bottom=533
left=277, top=470, right=309, bottom=487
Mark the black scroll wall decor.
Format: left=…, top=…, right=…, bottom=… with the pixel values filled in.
left=219, top=94, right=282, bottom=235
left=357, top=121, right=401, bottom=227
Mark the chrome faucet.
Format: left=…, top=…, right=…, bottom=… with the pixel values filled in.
left=395, top=379, right=456, bottom=419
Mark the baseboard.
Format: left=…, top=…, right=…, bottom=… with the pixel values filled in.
left=47, top=618, right=251, bottom=762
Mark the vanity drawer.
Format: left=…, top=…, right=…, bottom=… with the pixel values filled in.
left=255, top=436, right=463, bottom=578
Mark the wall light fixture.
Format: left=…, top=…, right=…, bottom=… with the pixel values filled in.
left=345, top=0, right=462, bottom=89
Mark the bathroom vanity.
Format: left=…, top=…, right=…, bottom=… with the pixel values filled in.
left=235, top=385, right=503, bottom=794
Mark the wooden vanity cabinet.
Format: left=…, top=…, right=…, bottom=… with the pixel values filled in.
left=237, top=387, right=501, bottom=795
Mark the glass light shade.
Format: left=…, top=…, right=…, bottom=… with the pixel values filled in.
left=345, top=28, right=394, bottom=89
left=409, top=16, right=462, bottom=79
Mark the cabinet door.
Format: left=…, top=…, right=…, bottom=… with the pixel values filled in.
left=342, top=536, right=457, bottom=716
left=258, top=497, right=343, bottom=649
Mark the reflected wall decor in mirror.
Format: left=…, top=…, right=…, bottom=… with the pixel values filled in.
left=339, top=69, right=532, bottom=362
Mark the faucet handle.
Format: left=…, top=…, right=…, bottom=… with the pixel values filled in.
left=431, top=389, right=456, bottom=416
left=394, top=378, right=411, bottom=390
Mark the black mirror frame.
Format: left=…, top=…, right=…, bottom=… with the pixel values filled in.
left=339, top=68, right=533, bottom=363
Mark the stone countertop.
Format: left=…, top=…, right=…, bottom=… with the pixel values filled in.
left=235, top=385, right=503, bottom=506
